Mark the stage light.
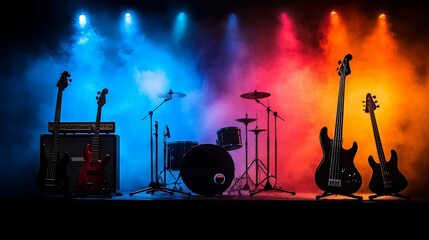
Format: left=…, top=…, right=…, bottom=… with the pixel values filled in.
left=173, top=12, right=187, bottom=42
left=78, top=14, right=87, bottom=28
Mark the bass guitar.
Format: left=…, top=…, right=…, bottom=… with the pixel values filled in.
left=365, top=93, right=409, bottom=199
left=36, top=71, right=72, bottom=194
left=315, top=54, right=362, bottom=200
left=76, top=88, right=111, bottom=195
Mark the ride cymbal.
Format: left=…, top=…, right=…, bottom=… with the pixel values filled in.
left=240, top=90, right=271, bottom=99
left=158, top=89, right=186, bottom=99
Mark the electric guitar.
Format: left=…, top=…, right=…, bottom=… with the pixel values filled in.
left=76, top=88, right=110, bottom=194
left=36, top=71, right=72, bottom=194
left=315, top=54, right=362, bottom=197
left=365, top=93, right=408, bottom=196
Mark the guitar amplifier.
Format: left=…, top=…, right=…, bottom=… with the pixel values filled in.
left=40, top=134, right=120, bottom=194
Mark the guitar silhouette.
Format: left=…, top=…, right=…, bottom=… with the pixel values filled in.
left=364, top=93, right=410, bottom=200
left=36, top=71, right=72, bottom=195
left=315, top=54, right=362, bottom=200
left=76, top=88, right=111, bottom=195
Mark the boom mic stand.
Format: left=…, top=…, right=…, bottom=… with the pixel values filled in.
left=130, top=97, right=175, bottom=196
left=250, top=99, right=295, bottom=196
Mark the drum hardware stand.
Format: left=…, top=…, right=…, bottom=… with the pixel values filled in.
left=130, top=93, right=177, bottom=196
left=171, top=172, right=190, bottom=193
left=250, top=98, right=295, bottom=196
left=157, top=126, right=191, bottom=196
left=247, top=127, right=268, bottom=189
left=228, top=114, right=257, bottom=195
left=157, top=126, right=177, bottom=187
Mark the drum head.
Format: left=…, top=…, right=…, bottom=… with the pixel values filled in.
left=181, top=144, right=235, bottom=196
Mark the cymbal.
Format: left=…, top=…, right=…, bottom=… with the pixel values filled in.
left=240, top=90, right=270, bottom=99
left=158, top=89, right=186, bottom=99
left=249, top=128, right=266, bottom=134
left=235, top=117, right=257, bottom=124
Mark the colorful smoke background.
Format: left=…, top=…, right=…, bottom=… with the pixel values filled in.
left=1, top=0, right=429, bottom=198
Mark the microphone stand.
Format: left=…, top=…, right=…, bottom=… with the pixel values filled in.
left=129, top=97, right=176, bottom=196
left=250, top=99, right=295, bottom=196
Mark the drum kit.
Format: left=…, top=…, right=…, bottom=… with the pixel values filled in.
left=129, top=89, right=295, bottom=197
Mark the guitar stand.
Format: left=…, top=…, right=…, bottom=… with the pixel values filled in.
left=76, top=177, right=123, bottom=198
left=368, top=192, right=411, bottom=200
left=316, top=191, right=363, bottom=200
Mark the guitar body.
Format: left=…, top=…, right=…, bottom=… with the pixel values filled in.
left=76, top=143, right=110, bottom=194
left=36, top=144, right=70, bottom=194
left=368, top=149, right=408, bottom=195
left=315, top=126, right=362, bottom=195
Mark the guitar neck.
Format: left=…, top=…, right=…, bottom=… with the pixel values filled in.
left=91, top=105, right=103, bottom=161
left=49, top=86, right=64, bottom=162
left=370, top=109, right=387, bottom=165
left=333, top=74, right=346, bottom=144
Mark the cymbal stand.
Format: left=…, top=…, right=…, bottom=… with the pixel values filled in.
left=250, top=100, right=295, bottom=196
left=228, top=114, right=257, bottom=195
left=249, top=128, right=268, bottom=189
left=130, top=98, right=175, bottom=196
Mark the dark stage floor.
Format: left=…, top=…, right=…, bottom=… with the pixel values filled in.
left=2, top=188, right=428, bottom=234
left=7, top=189, right=427, bottom=215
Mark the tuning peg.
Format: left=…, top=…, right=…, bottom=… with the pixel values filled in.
left=373, top=95, right=377, bottom=99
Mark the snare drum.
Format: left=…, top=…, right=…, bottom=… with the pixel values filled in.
left=217, top=126, right=242, bottom=151
left=167, top=141, right=198, bottom=171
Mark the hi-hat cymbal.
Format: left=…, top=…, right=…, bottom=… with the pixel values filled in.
left=240, top=90, right=271, bottom=99
left=249, top=128, right=266, bottom=134
left=235, top=117, right=257, bottom=124
left=158, top=89, right=186, bottom=99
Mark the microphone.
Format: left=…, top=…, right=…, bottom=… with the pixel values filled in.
left=165, top=125, right=170, bottom=138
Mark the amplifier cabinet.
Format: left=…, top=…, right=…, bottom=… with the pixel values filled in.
left=40, top=134, right=120, bottom=194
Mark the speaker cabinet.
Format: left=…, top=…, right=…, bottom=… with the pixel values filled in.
left=40, top=134, right=120, bottom=194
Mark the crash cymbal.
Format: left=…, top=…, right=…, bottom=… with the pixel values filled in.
left=249, top=128, right=266, bottom=134
left=158, top=89, right=186, bottom=99
left=235, top=117, right=257, bottom=124
left=240, top=90, right=271, bottom=99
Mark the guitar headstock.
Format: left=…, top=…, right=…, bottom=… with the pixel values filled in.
left=364, top=93, right=379, bottom=113
left=96, top=88, right=108, bottom=107
left=57, top=71, right=72, bottom=90
left=337, top=54, right=352, bottom=77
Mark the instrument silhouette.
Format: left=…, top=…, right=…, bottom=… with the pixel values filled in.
left=364, top=93, right=410, bottom=200
left=241, top=90, right=295, bottom=196
left=36, top=71, right=72, bottom=196
left=130, top=90, right=189, bottom=196
left=76, top=88, right=112, bottom=196
left=315, top=54, right=362, bottom=200
left=228, top=114, right=257, bottom=194
left=158, top=131, right=192, bottom=195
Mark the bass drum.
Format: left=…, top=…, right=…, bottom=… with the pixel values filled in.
left=181, top=144, right=235, bottom=196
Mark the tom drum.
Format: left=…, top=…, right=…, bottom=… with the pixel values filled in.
left=167, top=141, right=198, bottom=171
left=216, top=126, right=242, bottom=151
